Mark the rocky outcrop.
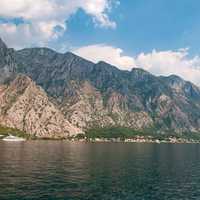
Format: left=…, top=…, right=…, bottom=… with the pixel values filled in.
left=0, top=75, right=82, bottom=138
left=0, top=38, right=16, bottom=84
left=59, top=81, right=153, bottom=130
left=60, top=81, right=115, bottom=129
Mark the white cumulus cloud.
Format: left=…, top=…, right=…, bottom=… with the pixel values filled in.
left=0, top=0, right=117, bottom=48
left=74, top=44, right=135, bottom=70
left=135, top=49, right=200, bottom=86
left=74, top=44, right=200, bottom=86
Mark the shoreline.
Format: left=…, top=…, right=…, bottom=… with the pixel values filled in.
left=67, top=135, right=200, bottom=144
left=18, top=138, right=200, bottom=144
left=1, top=135, right=200, bottom=144
left=1, top=139, right=200, bottom=144
left=69, top=139, right=200, bottom=144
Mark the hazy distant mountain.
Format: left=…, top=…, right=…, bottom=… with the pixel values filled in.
left=0, top=37, right=200, bottom=137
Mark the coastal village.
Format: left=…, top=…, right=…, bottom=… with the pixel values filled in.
left=70, top=135, right=200, bottom=144
left=0, top=134, right=199, bottom=143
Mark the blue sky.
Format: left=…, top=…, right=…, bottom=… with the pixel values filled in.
left=0, top=0, right=200, bottom=85
left=64, top=0, right=200, bottom=55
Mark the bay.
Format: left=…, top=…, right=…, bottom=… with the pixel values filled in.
left=0, top=141, right=200, bottom=200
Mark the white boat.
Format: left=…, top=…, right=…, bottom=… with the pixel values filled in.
left=2, top=135, right=26, bottom=142
left=155, top=139, right=160, bottom=144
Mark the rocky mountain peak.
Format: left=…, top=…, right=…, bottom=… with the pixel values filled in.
left=161, top=75, right=200, bottom=100
left=165, top=75, right=185, bottom=88
left=0, top=38, right=7, bottom=51
left=95, top=61, right=120, bottom=73
left=0, top=38, right=16, bottom=84
left=130, top=68, right=153, bottom=82
left=0, top=38, right=8, bottom=60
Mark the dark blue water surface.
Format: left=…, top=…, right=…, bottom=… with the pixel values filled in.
left=0, top=141, right=200, bottom=200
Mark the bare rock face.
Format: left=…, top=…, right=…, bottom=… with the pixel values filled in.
left=0, top=75, right=82, bottom=138
left=0, top=38, right=16, bottom=84
left=60, top=81, right=115, bottom=129
left=60, top=81, right=153, bottom=130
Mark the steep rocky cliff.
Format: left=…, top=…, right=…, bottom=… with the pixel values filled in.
left=0, top=39, right=82, bottom=137
left=0, top=38, right=16, bottom=84
left=0, top=37, right=200, bottom=137
left=0, top=75, right=82, bottom=138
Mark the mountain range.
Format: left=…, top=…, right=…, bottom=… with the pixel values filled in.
left=0, top=37, right=200, bottom=138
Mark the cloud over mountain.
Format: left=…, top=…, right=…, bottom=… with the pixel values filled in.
left=74, top=44, right=135, bottom=70
left=0, top=0, right=118, bottom=48
left=74, top=44, right=200, bottom=86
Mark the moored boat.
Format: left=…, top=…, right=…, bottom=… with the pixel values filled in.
left=2, top=135, right=26, bottom=142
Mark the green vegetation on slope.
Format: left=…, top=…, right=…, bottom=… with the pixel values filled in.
left=0, top=125, right=33, bottom=139
left=85, top=126, right=200, bottom=140
left=85, top=127, right=151, bottom=139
